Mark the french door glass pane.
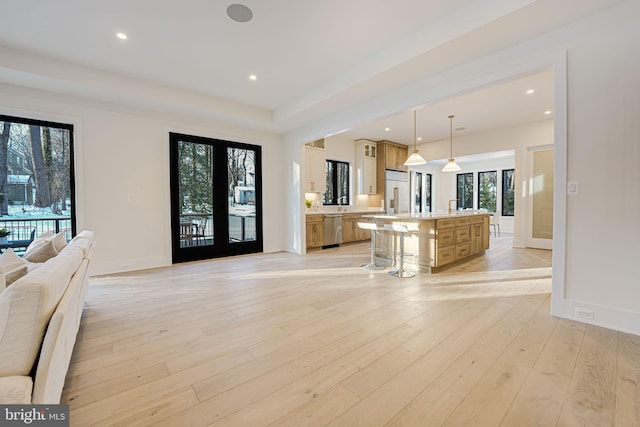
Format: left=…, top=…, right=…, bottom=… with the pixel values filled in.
left=532, top=150, right=554, bottom=239
left=177, top=141, right=213, bottom=248
left=228, top=147, right=256, bottom=243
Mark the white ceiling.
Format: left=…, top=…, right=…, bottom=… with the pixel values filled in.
left=340, top=69, right=554, bottom=146
left=0, top=0, right=627, bottom=140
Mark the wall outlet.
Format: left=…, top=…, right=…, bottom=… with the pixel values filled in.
left=574, top=307, right=594, bottom=319
left=567, top=181, right=579, bottom=195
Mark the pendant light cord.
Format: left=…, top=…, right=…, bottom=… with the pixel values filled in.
left=449, top=115, right=454, bottom=158
left=414, top=111, right=417, bottom=151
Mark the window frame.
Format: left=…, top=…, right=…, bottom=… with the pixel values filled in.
left=0, top=114, right=77, bottom=237
left=477, top=170, right=498, bottom=212
left=456, top=172, right=474, bottom=210
left=502, top=168, right=515, bottom=216
left=323, top=159, right=350, bottom=206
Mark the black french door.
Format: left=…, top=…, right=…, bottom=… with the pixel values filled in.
left=169, top=132, right=263, bottom=263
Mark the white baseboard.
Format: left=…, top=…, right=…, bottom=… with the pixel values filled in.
left=90, top=255, right=170, bottom=277
left=554, top=298, right=640, bottom=337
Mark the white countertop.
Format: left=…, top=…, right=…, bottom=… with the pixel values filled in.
left=362, top=211, right=491, bottom=220
left=306, top=209, right=385, bottom=215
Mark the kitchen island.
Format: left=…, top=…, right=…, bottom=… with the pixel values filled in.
left=363, top=212, right=491, bottom=273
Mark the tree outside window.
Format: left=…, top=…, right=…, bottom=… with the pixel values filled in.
left=0, top=115, right=74, bottom=239
left=323, top=160, right=349, bottom=205
left=502, top=169, right=515, bottom=216
left=478, top=171, right=497, bottom=212
left=456, top=173, right=474, bottom=210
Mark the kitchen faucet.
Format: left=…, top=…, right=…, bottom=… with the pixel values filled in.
left=448, top=199, right=457, bottom=214
left=337, top=196, right=348, bottom=211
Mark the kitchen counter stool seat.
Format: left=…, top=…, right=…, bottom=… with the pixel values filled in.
left=357, top=222, right=385, bottom=270
left=384, top=223, right=416, bottom=278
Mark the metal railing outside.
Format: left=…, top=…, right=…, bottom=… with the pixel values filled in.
left=0, top=217, right=72, bottom=243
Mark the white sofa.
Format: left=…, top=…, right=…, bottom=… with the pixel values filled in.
left=0, top=230, right=95, bottom=404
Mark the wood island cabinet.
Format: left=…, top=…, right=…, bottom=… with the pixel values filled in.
left=365, top=212, right=490, bottom=273
left=428, top=214, right=490, bottom=271
left=341, top=214, right=371, bottom=244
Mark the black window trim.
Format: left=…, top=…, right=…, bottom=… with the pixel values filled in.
left=0, top=114, right=77, bottom=236
left=323, top=159, right=350, bottom=206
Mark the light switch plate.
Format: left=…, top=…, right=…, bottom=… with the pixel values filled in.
left=567, top=181, right=579, bottom=195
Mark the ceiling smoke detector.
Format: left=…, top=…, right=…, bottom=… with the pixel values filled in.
left=227, top=4, right=253, bottom=23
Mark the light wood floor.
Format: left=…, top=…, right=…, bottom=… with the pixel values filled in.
left=63, top=236, right=640, bottom=426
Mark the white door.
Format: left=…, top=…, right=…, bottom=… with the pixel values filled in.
left=525, top=145, right=554, bottom=249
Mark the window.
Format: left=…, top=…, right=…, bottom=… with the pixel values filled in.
left=414, top=172, right=422, bottom=213
left=478, top=171, right=497, bottom=212
left=502, top=169, right=515, bottom=216
left=456, top=172, right=474, bottom=210
left=0, top=115, right=75, bottom=243
left=425, top=173, right=432, bottom=213
left=323, top=160, right=349, bottom=205
left=413, top=172, right=432, bottom=213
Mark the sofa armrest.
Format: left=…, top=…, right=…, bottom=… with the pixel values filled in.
left=0, top=376, right=33, bottom=404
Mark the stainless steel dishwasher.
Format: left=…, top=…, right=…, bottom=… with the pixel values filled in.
left=323, top=214, right=343, bottom=248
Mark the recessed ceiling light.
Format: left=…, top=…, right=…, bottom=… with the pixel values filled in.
left=544, top=110, right=552, bottom=115
left=526, top=89, right=535, bottom=94
left=227, top=4, right=253, bottom=23
left=116, top=32, right=128, bottom=40
left=417, top=137, right=422, bottom=141
left=249, top=75, right=257, bottom=81
left=384, top=127, right=390, bottom=132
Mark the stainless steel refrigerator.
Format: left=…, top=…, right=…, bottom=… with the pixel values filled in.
left=385, top=170, right=410, bottom=214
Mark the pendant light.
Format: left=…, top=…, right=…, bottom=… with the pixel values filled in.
left=404, top=110, right=427, bottom=166
left=442, top=114, right=461, bottom=172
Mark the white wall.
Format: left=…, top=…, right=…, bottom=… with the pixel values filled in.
left=0, top=84, right=285, bottom=276
left=560, top=0, right=640, bottom=333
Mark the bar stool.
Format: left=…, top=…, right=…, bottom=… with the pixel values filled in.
left=357, top=222, right=385, bottom=270
left=383, top=223, right=415, bottom=278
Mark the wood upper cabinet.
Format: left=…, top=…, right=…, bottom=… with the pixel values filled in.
left=377, top=141, right=408, bottom=173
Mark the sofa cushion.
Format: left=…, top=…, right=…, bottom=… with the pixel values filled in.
left=0, top=244, right=84, bottom=377
left=51, top=232, right=68, bottom=253
left=0, top=376, right=33, bottom=404
left=24, top=239, right=59, bottom=263
left=24, top=231, right=54, bottom=255
left=0, top=249, right=30, bottom=285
